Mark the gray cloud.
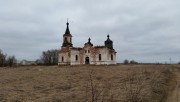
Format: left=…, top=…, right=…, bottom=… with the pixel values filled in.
left=0, top=0, right=180, bottom=63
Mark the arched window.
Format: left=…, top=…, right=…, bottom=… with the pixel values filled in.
left=111, top=54, right=113, bottom=61
left=62, top=56, right=64, bottom=62
left=99, top=54, right=101, bottom=61
left=75, top=55, right=78, bottom=61
left=70, top=38, right=72, bottom=43
left=64, top=37, right=67, bottom=42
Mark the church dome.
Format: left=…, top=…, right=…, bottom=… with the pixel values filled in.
left=105, top=35, right=113, bottom=49
left=84, top=37, right=93, bottom=46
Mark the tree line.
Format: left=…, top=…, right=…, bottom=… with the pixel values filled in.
left=123, top=59, right=138, bottom=64
left=0, top=49, right=17, bottom=67
left=2, top=48, right=180, bottom=66
left=0, top=49, right=59, bottom=67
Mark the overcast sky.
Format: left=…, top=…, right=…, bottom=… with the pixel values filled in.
left=0, top=0, right=180, bottom=63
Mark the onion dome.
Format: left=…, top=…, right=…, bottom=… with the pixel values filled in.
left=105, top=34, right=113, bottom=49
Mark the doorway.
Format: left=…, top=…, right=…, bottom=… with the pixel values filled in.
left=85, top=57, right=90, bottom=64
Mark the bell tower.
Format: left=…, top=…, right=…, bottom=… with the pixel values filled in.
left=62, top=21, right=73, bottom=47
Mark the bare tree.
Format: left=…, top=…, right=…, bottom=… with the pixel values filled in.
left=0, top=49, right=17, bottom=67
left=50, top=49, right=59, bottom=65
left=7, top=56, right=17, bottom=67
left=41, top=49, right=59, bottom=65
left=0, top=49, right=7, bottom=67
left=124, top=59, right=129, bottom=64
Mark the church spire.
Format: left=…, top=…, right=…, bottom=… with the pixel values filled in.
left=88, top=37, right=91, bottom=43
left=64, top=20, right=71, bottom=35
left=107, top=34, right=110, bottom=39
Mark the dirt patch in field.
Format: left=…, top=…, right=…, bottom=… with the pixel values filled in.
left=166, top=66, right=180, bottom=102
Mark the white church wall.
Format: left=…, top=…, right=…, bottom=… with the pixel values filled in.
left=107, top=52, right=116, bottom=64
left=94, top=48, right=117, bottom=65
left=95, top=48, right=108, bottom=65
left=70, top=49, right=80, bottom=65
left=58, top=47, right=116, bottom=65
left=58, top=52, right=70, bottom=65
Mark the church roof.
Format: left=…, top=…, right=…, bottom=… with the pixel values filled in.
left=94, top=46, right=106, bottom=48
left=71, top=47, right=83, bottom=50
left=63, top=21, right=72, bottom=37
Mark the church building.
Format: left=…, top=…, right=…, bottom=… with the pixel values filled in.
left=58, top=22, right=117, bottom=65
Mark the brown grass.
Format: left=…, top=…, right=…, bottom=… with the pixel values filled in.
left=0, top=65, right=179, bottom=102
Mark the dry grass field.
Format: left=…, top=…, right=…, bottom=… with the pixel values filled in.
left=0, top=65, right=180, bottom=102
